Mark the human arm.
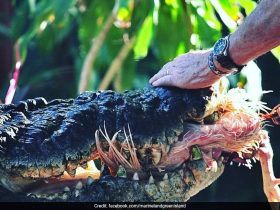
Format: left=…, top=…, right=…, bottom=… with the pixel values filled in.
left=149, top=0, right=280, bottom=89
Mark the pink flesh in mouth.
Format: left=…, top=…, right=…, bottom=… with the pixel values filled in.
left=157, top=111, right=262, bottom=170
left=27, top=109, right=263, bottom=194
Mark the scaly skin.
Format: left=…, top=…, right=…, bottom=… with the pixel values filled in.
left=0, top=84, right=276, bottom=202
left=0, top=85, right=215, bottom=195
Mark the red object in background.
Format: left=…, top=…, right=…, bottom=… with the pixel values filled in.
left=262, top=104, right=280, bottom=125
left=5, top=42, right=21, bottom=104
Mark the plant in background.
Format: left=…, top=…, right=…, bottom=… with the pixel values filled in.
left=4, top=0, right=279, bottom=102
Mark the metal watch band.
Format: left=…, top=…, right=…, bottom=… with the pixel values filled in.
left=208, top=51, right=231, bottom=76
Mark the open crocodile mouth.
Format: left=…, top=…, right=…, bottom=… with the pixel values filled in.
left=0, top=82, right=269, bottom=201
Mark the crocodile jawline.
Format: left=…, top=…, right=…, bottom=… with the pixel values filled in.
left=0, top=85, right=264, bottom=201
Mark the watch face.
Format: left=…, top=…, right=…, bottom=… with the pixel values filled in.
left=213, top=38, right=227, bottom=55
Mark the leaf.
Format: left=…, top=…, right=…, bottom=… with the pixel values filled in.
left=209, top=0, right=238, bottom=30
left=11, top=0, right=76, bottom=63
left=133, top=15, right=153, bottom=59
left=238, top=0, right=257, bottom=15
left=129, top=0, right=152, bottom=34
left=18, top=33, right=33, bottom=63
left=154, top=0, right=192, bottom=63
left=191, top=145, right=202, bottom=160
left=117, top=7, right=131, bottom=21
left=271, top=46, right=280, bottom=62
left=115, top=0, right=134, bottom=29
left=204, top=1, right=221, bottom=31
left=190, top=4, right=221, bottom=49
left=78, top=0, right=115, bottom=53
left=28, top=0, right=36, bottom=14
left=217, top=0, right=239, bottom=21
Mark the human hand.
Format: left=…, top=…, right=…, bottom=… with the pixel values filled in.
left=256, top=132, right=280, bottom=203
left=149, top=50, right=222, bottom=89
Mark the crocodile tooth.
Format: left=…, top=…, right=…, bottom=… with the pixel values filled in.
left=151, top=149, right=161, bottom=165
left=157, top=167, right=165, bottom=173
left=238, top=163, right=241, bottom=167
left=62, top=193, right=69, bottom=200
left=27, top=193, right=38, bottom=198
left=252, top=157, right=257, bottom=163
left=148, top=175, right=154, bottom=184
left=211, top=161, right=218, bottom=173
left=75, top=181, right=83, bottom=190
left=132, top=172, right=139, bottom=181
left=46, top=194, right=55, bottom=200
left=64, top=186, right=70, bottom=192
left=74, top=189, right=80, bottom=197
left=163, top=173, right=168, bottom=180
left=86, top=176, right=94, bottom=186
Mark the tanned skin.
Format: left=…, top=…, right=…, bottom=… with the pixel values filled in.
left=149, top=0, right=280, bottom=89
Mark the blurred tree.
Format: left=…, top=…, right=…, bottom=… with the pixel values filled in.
left=3, top=0, right=276, bottom=100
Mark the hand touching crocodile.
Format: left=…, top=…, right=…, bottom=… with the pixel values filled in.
left=149, top=0, right=280, bottom=89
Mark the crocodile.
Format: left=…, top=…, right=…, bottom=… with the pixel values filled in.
left=0, top=82, right=276, bottom=201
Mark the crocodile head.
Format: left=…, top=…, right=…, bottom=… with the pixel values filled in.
left=0, top=82, right=266, bottom=201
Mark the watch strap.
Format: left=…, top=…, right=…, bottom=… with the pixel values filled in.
left=214, top=35, right=246, bottom=74
left=208, top=51, right=231, bottom=76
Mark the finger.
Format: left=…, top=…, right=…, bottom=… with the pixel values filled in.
left=149, top=64, right=172, bottom=84
left=274, top=179, right=280, bottom=186
left=149, top=70, right=169, bottom=84
left=151, top=75, right=173, bottom=87
left=149, top=74, right=159, bottom=84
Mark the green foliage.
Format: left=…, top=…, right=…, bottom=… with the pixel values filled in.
left=3, top=0, right=277, bottom=98
left=191, top=145, right=203, bottom=160
left=238, top=0, right=257, bottom=15
left=154, top=0, right=191, bottom=63
left=133, top=14, right=153, bottom=59
left=190, top=1, right=221, bottom=49
left=272, top=46, right=280, bottom=62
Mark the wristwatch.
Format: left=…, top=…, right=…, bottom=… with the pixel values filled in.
left=208, top=35, right=246, bottom=76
